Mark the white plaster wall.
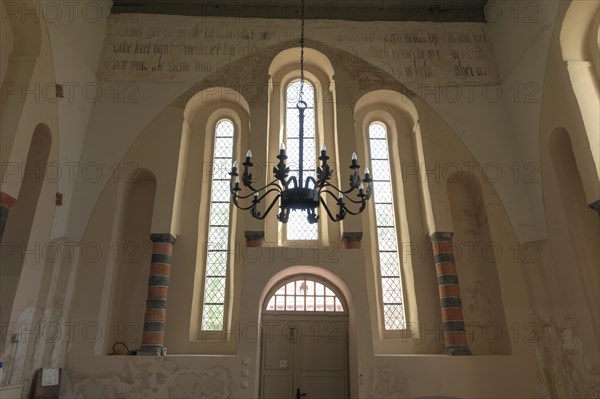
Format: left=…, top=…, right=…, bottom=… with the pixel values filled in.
left=44, top=0, right=113, bottom=239
left=65, top=81, right=191, bottom=240
left=421, top=91, right=544, bottom=242
left=485, top=0, right=561, bottom=243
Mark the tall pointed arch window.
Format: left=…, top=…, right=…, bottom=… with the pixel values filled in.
left=201, top=119, right=235, bottom=331
left=368, top=122, right=406, bottom=330
left=284, top=80, right=318, bottom=241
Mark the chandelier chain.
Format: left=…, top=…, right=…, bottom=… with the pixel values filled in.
left=299, top=0, right=305, bottom=102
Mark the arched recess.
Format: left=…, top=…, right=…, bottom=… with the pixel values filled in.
left=353, top=90, right=442, bottom=351
left=446, top=171, right=510, bottom=355
left=167, top=87, right=250, bottom=353
left=548, top=128, right=599, bottom=341
left=560, top=0, right=600, bottom=186
left=104, top=169, right=156, bottom=353
left=257, top=266, right=358, bottom=398
left=265, top=47, right=338, bottom=246
left=1, top=124, right=51, bottom=352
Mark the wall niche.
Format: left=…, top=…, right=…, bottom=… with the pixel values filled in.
left=447, top=172, right=510, bottom=355
left=105, top=169, right=156, bottom=353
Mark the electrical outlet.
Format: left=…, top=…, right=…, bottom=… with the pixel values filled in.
left=241, top=380, right=248, bottom=389
left=242, top=369, right=249, bottom=377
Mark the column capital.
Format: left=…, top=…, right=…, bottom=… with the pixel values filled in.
left=0, top=192, right=17, bottom=209
left=0, top=192, right=17, bottom=240
left=430, top=231, right=454, bottom=242
left=589, top=199, right=600, bottom=215
left=245, top=231, right=265, bottom=247
left=341, top=232, right=363, bottom=249
left=150, top=233, right=176, bottom=245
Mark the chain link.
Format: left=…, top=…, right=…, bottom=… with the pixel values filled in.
left=299, top=0, right=305, bottom=103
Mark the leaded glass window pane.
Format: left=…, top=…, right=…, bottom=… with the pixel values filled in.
left=201, top=120, right=235, bottom=331
left=264, top=277, right=345, bottom=313
left=368, top=122, right=406, bottom=330
left=285, top=80, right=318, bottom=241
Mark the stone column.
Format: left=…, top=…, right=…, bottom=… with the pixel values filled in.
left=341, top=232, right=363, bottom=249
left=0, top=192, right=17, bottom=241
left=430, top=232, right=472, bottom=356
left=139, top=233, right=176, bottom=355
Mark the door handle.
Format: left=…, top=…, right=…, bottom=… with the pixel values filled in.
left=296, top=388, right=307, bottom=398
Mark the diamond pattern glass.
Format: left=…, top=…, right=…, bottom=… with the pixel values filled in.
left=211, top=159, right=231, bottom=180
left=376, top=228, right=397, bottom=252
left=202, top=305, right=225, bottom=331
left=202, top=120, right=235, bottom=331
left=383, top=304, right=405, bottom=330
left=206, top=252, right=227, bottom=276
left=285, top=80, right=318, bottom=241
left=379, top=252, right=399, bottom=277
left=210, top=182, right=230, bottom=203
left=264, top=277, right=345, bottom=313
left=368, top=122, right=406, bottom=330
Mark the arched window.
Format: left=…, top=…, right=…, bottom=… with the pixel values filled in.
left=368, top=122, right=406, bottom=330
left=284, top=80, right=318, bottom=241
left=201, top=119, right=235, bottom=331
left=265, top=276, right=345, bottom=313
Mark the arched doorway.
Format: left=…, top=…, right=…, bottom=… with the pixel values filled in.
left=259, top=274, right=349, bottom=399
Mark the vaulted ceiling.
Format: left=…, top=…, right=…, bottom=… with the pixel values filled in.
left=112, top=0, right=488, bottom=22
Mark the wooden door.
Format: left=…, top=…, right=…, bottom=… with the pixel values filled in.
left=260, top=316, right=348, bottom=399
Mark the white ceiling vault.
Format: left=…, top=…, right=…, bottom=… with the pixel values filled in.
left=112, top=0, right=488, bottom=22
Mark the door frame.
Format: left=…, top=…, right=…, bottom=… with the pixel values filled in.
left=257, top=272, right=353, bottom=399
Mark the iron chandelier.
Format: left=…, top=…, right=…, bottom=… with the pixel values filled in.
left=229, top=0, right=373, bottom=224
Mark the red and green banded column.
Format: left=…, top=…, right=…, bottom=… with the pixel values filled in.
left=430, top=232, right=472, bottom=356
left=139, top=233, right=176, bottom=355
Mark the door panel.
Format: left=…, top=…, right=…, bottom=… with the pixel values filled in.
left=261, top=328, right=293, bottom=399
left=262, top=374, right=291, bottom=399
left=300, top=335, right=346, bottom=370
left=299, top=375, right=347, bottom=399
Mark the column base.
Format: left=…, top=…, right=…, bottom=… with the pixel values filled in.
left=137, top=345, right=163, bottom=355
left=445, top=346, right=472, bottom=356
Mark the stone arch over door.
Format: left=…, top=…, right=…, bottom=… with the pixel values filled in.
left=258, top=267, right=352, bottom=399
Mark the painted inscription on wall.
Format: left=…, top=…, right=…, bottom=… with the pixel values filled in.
left=98, top=14, right=498, bottom=85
